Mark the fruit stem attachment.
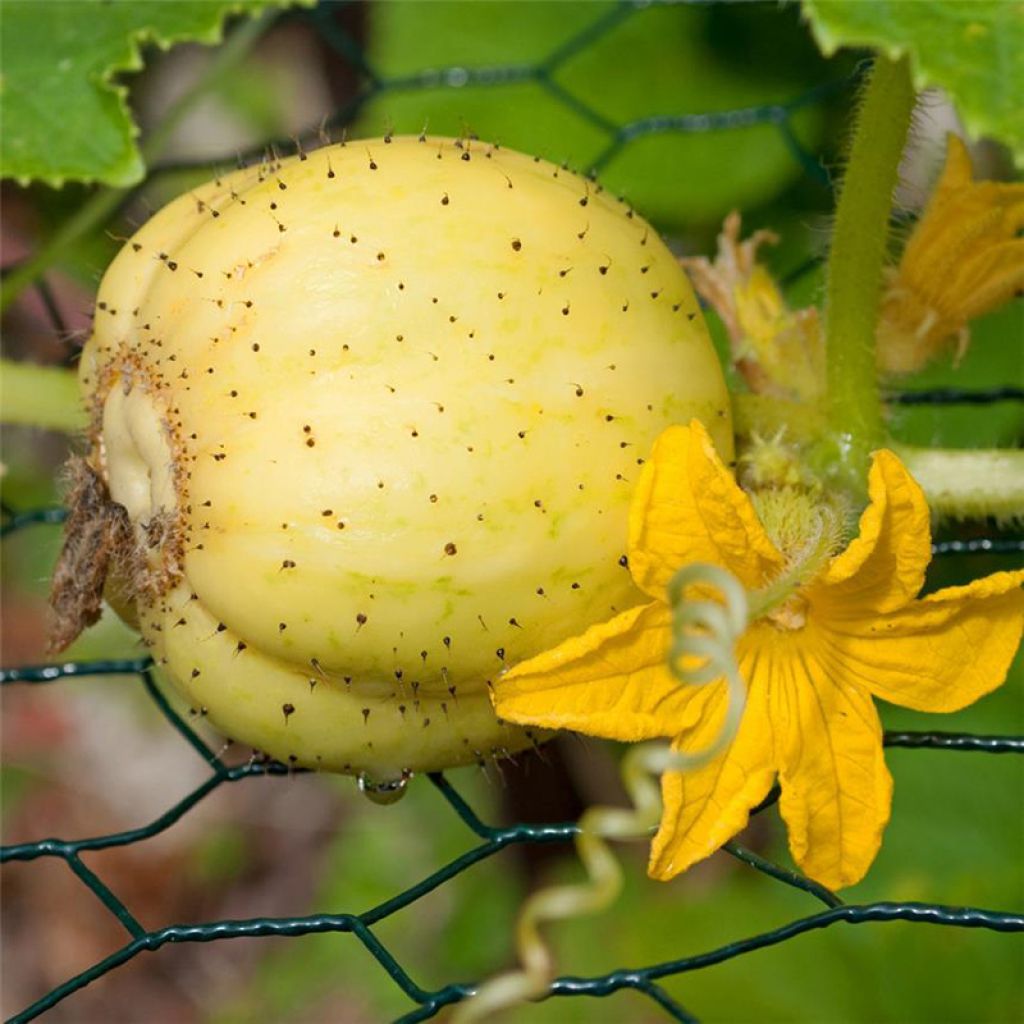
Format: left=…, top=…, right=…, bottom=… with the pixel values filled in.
left=0, top=9, right=275, bottom=315
left=823, top=55, right=915, bottom=499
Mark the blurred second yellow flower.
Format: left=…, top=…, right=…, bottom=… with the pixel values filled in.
left=878, top=134, right=1024, bottom=374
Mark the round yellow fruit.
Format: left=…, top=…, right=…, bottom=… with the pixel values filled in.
left=75, top=136, right=731, bottom=783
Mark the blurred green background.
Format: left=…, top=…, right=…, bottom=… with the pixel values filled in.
left=2, top=2, right=1021, bottom=1022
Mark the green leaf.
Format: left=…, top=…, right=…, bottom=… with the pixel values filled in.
left=802, top=1, right=1024, bottom=160
left=0, top=0, right=277, bottom=188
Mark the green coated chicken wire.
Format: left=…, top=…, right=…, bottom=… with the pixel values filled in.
left=3, top=1, right=1024, bottom=1020
left=2, top=556, right=1024, bottom=1023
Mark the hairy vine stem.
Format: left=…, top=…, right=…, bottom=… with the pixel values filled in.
left=821, top=55, right=915, bottom=498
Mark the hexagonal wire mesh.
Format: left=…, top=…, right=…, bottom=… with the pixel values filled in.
left=3, top=3, right=1023, bottom=1021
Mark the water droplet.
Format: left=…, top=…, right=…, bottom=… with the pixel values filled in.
left=358, top=771, right=411, bottom=805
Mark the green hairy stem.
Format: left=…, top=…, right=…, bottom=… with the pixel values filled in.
left=895, top=445, right=1024, bottom=523
left=1, top=359, right=85, bottom=433
left=823, top=56, right=915, bottom=498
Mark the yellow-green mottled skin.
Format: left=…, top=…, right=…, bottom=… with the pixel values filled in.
left=80, top=136, right=732, bottom=780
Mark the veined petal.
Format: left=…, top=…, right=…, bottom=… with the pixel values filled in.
left=813, top=569, right=1024, bottom=713
left=819, top=450, right=930, bottom=614
left=648, top=633, right=776, bottom=880
left=494, top=601, right=704, bottom=741
left=629, top=420, right=783, bottom=599
left=954, top=238, right=1024, bottom=320
left=907, top=136, right=1021, bottom=266
left=775, top=643, right=892, bottom=890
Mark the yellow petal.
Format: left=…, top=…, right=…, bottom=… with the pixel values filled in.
left=938, top=133, right=974, bottom=190
left=819, top=449, right=930, bottom=614
left=648, top=634, right=776, bottom=880
left=814, top=569, right=1024, bottom=713
left=494, top=601, right=705, bottom=741
left=953, top=238, right=1024, bottom=321
left=774, top=643, right=892, bottom=890
left=629, top=420, right=783, bottom=599
left=902, top=135, right=983, bottom=270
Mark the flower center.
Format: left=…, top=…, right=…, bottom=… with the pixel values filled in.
left=744, top=487, right=847, bottom=630
left=765, top=593, right=808, bottom=631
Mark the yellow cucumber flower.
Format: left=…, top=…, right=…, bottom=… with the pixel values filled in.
left=878, top=134, right=1024, bottom=374
left=493, top=421, right=1024, bottom=890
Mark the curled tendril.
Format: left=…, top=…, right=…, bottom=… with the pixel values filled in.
left=453, top=563, right=750, bottom=1023
left=666, top=562, right=749, bottom=766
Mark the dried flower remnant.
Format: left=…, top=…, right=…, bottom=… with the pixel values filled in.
left=48, top=459, right=134, bottom=652
left=878, top=134, right=1024, bottom=374
left=681, top=212, right=824, bottom=402
left=493, top=420, right=1024, bottom=890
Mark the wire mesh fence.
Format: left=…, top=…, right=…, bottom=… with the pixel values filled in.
left=2, top=556, right=1023, bottom=1023
left=3, top=2, right=1023, bottom=1021
left=146, top=1, right=849, bottom=192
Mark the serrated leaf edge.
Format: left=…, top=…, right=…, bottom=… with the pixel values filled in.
left=9, top=1, right=284, bottom=189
